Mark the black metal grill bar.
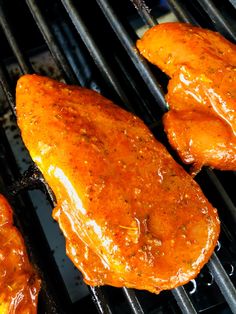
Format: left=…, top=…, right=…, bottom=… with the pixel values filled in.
left=228, top=0, right=236, bottom=10
left=95, top=0, right=167, bottom=113
left=122, top=288, right=144, bottom=314
left=60, top=0, right=133, bottom=112
left=208, top=253, right=236, bottom=314
left=130, top=0, right=157, bottom=27
left=25, top=0, right=78, bottom=84
left=89, top=286, right=113, bottom=314
left=196, top=0, right=236, bottom=41
left=166, top=0, right=199, bottom=25
left=171, top=287, right=197, bottom=314
left=0, top=1, right=33, bottom=74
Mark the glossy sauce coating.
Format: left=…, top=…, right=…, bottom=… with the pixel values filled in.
left=0, top=194, right=40, bottom=313
left=16, top=74, right=220, bottom=293
left=137, top=22, right=236, bottom=171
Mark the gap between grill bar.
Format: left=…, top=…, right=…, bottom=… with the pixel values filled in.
left=208, top=253, right=236, bottom=314
left=95, top=0, right=167, bottom=113
left=0, top=0, right=33, bottom=74
left=0, top=62, right=15, bottom=114
left=205, top=169, right=236, bottom=224
left=166, top=0, right=199, bottom=24
left=25, top=0, right=78, bottom=84
left=196, top=0, right=236, bottom=41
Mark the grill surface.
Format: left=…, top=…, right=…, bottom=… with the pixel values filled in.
left=0, top=0, right=236, bottom=313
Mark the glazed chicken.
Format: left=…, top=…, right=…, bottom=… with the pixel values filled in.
left=137, top=22, right=236, bottom=171
left=0, top=194, right=40, bottom=313
left=16, top=74, right=220, bottom=293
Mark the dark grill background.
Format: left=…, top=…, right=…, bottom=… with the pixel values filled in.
left=0, top=0, right=235, bottom=313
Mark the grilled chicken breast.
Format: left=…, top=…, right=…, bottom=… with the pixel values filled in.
left=137, top=22, right=236, bottom=171
left=0, top=194, right=40, bottom=314
left=16, top=74, right=220, bottom=293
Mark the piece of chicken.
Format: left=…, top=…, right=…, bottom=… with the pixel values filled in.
left=137, top=22, right=236, bottom=171
left=16, top=74, right=220, bottom=293
left=0, top=194, right=41, bottom=314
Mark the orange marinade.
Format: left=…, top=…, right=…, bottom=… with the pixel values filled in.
left=137, top=22, right=236, bottom=171
left=16, top=74, right=219, bottom=293
left=0, top=194, right=40, bottom=313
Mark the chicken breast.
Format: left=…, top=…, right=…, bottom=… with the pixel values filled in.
left=16, top=74, right=220, bottom=293
left=137, top=22, right=236, bottom=171
left=0, top=194, right=40, bottom=314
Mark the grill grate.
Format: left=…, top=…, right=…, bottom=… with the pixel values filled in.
left=0, top=0, right=235, bottom=313
left=25, top=0, right=78, bottom=83
left=95, top=0, right=167, bottom=113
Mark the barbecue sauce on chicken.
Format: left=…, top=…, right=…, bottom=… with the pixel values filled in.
left=16, top=74, right=219, bottom=293
left=137, top=22, right=236, bottom=171
left=0, top=195, right=40, bottom=313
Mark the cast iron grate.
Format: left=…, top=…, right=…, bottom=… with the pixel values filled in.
left=0, top=0, right=235, bottom=313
